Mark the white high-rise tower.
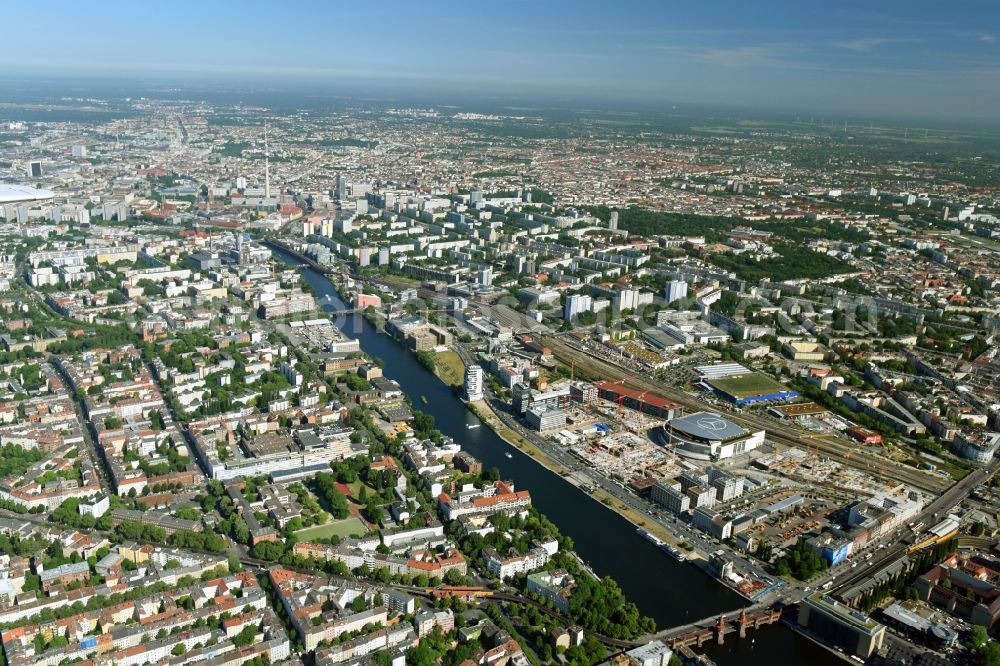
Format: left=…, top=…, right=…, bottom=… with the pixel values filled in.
left=665, top=280, right=688, bottom=304
left=464, top=365, right=484, bottom=402
left=264, top=121, right=271, bottom=199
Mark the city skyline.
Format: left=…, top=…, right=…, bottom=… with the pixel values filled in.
left=4, top=0, right=1000, bottom=123
left=2, top=4, right=1000, bottom=666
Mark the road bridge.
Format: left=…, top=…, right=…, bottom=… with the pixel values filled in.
left=642, top=604, right=784, bottom=649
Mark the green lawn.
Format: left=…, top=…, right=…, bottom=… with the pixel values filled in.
left=345, top=479, right=377, bottom=499
left=435, top=350, right=466, bottom=387
left=295, top=516, right=369, bottom=540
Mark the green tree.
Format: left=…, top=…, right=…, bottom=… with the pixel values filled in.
left=232, top=625, right=257, bottom=648
left=252, top=541, right=285, bottom=561
left=968, top=625, right=989, bottom=650
left=314, top=472, right=350, bottom=519
left=975, top=642, right=1000, bottom=666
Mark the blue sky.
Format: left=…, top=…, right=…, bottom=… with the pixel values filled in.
left=5, top=0, right=999, bottom=120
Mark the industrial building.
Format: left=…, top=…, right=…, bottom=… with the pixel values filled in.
left=526, top=406, right=567, bottom=431
left=594, top=381, right=683, bottom=419
left=913, top=552, right=1000, bottom=629
left=782, top=341, right=830, bottom=362
left=847, top=492, right=923, bottom=542
left=650, top=480, right=690, bottom=514
left=259, top=291, right=317, bottom=319
left=513, top=383, right=571, bottom=415
left=954, top=431, right=1000, bottom=463
left=707, top=467, right=744, bottom=502
left=609, top=640, right=673, bottom=666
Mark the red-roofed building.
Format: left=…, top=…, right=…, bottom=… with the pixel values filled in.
left=846, top=427, right=882, bottom=445
left=595, top=381, right=683, bottom=419
left=438, top=480, right=531, bottom=520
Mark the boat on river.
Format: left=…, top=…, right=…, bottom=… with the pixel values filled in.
left=637, top=528, right=665, bottom=547
left=638, top=528, right=687, bottom=561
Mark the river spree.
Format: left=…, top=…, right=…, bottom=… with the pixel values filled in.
left=278, top=248, right=841, bottom=666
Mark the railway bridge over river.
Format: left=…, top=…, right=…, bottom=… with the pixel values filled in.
left=644, top=604, right=785, bottom=649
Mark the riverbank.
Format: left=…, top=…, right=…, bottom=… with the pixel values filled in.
left=268, top=241, right=695, bottom=551
left=274, top=245, right=845, bottom=666
left=468, top=400, right=570, bottom=475
left=466, top=398, right=693, bottom=553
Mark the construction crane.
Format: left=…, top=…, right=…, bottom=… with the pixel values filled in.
left=635, top=390, right=649, bottom=416
left=611, top=378, right=628, bottom=419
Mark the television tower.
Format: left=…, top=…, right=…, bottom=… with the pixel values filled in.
left=264, top=120, right=271, bottom=199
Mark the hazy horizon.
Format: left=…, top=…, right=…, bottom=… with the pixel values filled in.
left=3, top=0, right=1000, bottom=126
left=4, top=71, right=1000, bottom=135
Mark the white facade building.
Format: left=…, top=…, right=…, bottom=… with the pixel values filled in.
left=464, top=365, right=484, bottom=402
left=564, top=294, right=592, bottom=320
left=665, top=280, right=688, bottom=304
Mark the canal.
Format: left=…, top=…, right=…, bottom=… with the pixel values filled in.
left=277, top=248, right=840, bottom=665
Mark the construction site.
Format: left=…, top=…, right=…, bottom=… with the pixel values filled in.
left=540, top=334, right=952, bottom=496
left=555, top=429, right=686, bottom=486
left=519, top=357, right=921, bottom=513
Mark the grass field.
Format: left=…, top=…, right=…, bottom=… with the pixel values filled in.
left=295, top=516, right=369, bottom=541
left=706, top=372, right=788, bottom=399
left=344, top=479, right=378, bottom=500
left=434, top=350, right=465, bottom=387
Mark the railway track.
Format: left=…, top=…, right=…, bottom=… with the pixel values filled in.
left=542, top=336, right=952, bottom=495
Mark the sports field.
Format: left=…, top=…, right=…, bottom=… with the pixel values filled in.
left=295, top=516, right=369, bottom=540
left=706, top=372, right=788, bottom=400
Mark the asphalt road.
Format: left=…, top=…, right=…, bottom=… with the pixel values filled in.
left=829, top=456, right=999, bottom=597
left=51, top=358, right=115, bottom=496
